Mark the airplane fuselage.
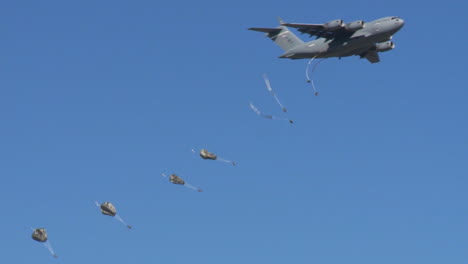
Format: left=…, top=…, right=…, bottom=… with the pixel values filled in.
left=279, top=17, right=405, bottom=59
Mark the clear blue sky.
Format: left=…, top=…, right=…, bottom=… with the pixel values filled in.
left=1, top=0, right=467, bottom=263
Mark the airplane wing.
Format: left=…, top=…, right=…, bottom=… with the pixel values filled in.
left=363, top=50, right=380, bottom=63
left=281, top=21, right=351, bottom=39
left=280, top=23, right=324, bottom=30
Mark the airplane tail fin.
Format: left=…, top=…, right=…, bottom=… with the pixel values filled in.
left=249, top=18, right=303, bottom=51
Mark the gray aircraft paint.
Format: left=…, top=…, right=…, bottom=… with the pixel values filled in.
left=249, top=16, right=404, bottom=63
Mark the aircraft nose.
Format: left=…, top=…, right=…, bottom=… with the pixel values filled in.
left=396, top=18, right=405, bottom=28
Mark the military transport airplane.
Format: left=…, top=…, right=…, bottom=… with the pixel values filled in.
left=249, top=17, right=405, bottom=63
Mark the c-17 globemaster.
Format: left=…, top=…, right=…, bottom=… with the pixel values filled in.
left=249, top=16, right=405, bottom=63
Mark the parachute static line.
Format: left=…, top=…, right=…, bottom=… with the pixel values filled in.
left=249, top=102, right=293, bottom=124
left=263, top=74, right=287, bottom=112
left=192, top=148, right=236, bottom=166
left=161, top=173, right=203, bottom=192
left=305, top=56, right=323, bottom=96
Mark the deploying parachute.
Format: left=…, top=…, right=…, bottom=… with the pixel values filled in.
left=193, top=148, right=236, bottom=166
left=96, top=201, right=132, bottom=229
left=250, top=74, right=293, bottom=123
left=249, top=102, right=293, bottom=123
left=31, top=228, right=58, bottom=258
left=162, top=173, right=202, bottom=192
left=305, top=56, right=324, bottom=96
left=263, top=73, right=287, bottom=112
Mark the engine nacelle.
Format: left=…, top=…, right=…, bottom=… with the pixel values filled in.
left=345, top=20, right=365, bottom=31
left=323, top=19, right=344, bottom=31
left=375, top=41, right=395, bottom=52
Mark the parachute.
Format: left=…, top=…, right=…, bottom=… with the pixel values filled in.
left=32, top=228, right=47, bottom=242
left=96, top=201, right=132, bottom=229
left=193, top=148, right=236, bottom=166
left=31, top=228, right=57, bottom=258
left=250, top=75, right=293, bottom=123
left=161, top=173, right=202, bottom=192
left=169, top=174, right=185, bottom=185
left=200, top=149, right=217, bottom=160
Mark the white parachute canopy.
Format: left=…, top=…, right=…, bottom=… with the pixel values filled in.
left=95, top=201, right=132, bottom=229
left=30, top=227, right=58, bottom=258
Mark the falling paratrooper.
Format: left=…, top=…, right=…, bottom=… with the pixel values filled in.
left=194, top=148, right=236, bottom=166
left=162, top=173, right=203, bottom=192
left=96, top=201, right=132, bottom=229
left=31, top=228, right=58, bottom=258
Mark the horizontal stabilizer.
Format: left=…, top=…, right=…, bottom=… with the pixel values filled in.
left=248, top=27, right=282, bottom=34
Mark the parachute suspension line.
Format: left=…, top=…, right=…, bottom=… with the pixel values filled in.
left=43, top=240, right=57, bottom=258
left=184, top=182, right=203, bottom=192
left=305, top=55, right=322, bottom=96
left=311, top=58, right=325, bottom=73
left=115, top=214, right=132, bottom=229
left=216, top=157, right=236, bottom=166
left=263, top=74, right=287, bottom=112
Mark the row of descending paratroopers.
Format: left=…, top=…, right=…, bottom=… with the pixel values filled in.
left=31, top=148, right=236, bottom=259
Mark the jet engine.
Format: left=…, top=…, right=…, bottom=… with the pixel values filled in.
left=323, top=19, right=344, bottom=31
left=345, top=20, right=365, bottom=31
left=375, top=41, right=395, bottom=52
